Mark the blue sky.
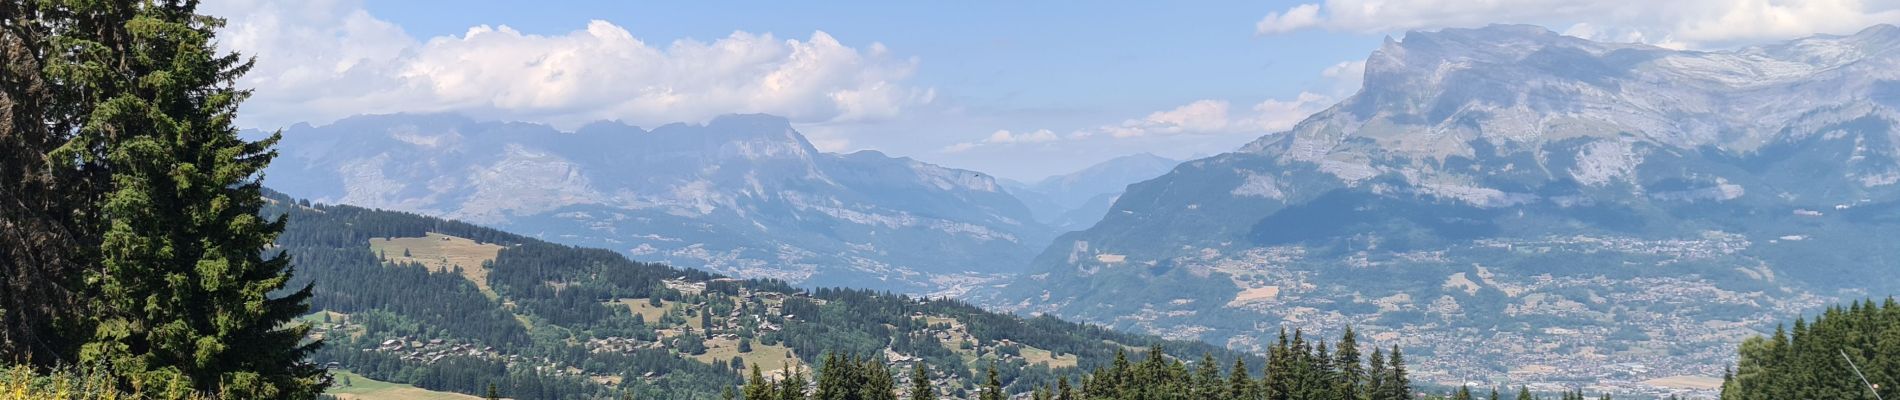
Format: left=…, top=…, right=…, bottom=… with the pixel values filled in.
left=203, top=0, right=1900, bottom=181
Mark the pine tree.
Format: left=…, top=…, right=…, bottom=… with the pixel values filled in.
left=1228, top=358, right=1253, bottom=400
left=486, top=383, right=501, bottom=400
left=1388, top=346, right=1412, bottom=400
left=1335, top=326, right=1364, bottom=400
left=780, top=365, right=808, bottom=400
left=861, top=357, right=898, bottom=400
left=909, top=363, right=935, bottom=400
left=1194, top=353, right=1224, bottom=398
left=1489, top=387, right=1502, bottom=400
left=35, top=1, right=326, bottom=397
left=1057, top=376, right=1075, bottom=400
left=0, top=0, right=95, bottom=366
left=745, top=365, right=774, bottom=400
left=982, top=363, right=1004, bottom=400
left=1517, top=386, right=1534, bottom=400
left=1365, top=349, right=1388, bottom=400
left=1453, top=385, right=1473, bottom=400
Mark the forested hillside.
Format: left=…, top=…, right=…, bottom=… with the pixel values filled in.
left=736, top=328, right=1641, bottom=400
left=264, top=192, right=1262, bottom=399
left=1722, top=298, right=1900, bottom=400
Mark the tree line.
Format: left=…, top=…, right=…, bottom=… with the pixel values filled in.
left=1722, top=298, right=1900, bottom=400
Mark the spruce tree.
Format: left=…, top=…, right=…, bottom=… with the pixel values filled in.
left=1517, top=386, right=1535, bottom=400
left=1388, top=346, right=1412, bottom=399
left=981, top=363, right=1004, bottom=400
left=26, top=1, right=325, bottom=397
left=1194, top=353, right=1223, bottom=398
left=861, top=357, right=898, bottom=400
left=779, top=365, right=808, bottom=400
left=1335, top=327, right=1364, bottom=400
left=1365, top=349, right=1388, bottom=400
left=909, top=362, right=935, bottom=400
left=0, top=0, right=96, bottom=367
left=1228, top=358, right=1253, bottom=400
left=1056, top=376, right=1074, bottom=400
left=745, top=365, right=773, bottom=400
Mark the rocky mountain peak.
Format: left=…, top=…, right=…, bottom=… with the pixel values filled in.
left=1250, top=24, right=1900, bottom=166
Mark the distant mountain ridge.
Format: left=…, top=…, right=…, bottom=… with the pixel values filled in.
left=980, top=24, right=1900, bottom=394
left=1004, top=153, right=1179, bottom=232
left=263, top=191, right=1259, bottom=399
left=265, top=113, right=1052, bottom=292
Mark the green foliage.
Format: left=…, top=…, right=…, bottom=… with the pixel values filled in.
left=1, top=0, right=321, bottom=397
left=909, top=362, right=935, bottom=400
left=742, top=328, right=1418, bottom=400
left=1722, top=298, right=1900, bottom=400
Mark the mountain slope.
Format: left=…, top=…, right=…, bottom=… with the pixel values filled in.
left=267, top=192, right=1259, bottom=399
left=265, top=114, right=1051, bottom=292
left=1004, top=153, right=1179, bottom=232
left=981, top=24, right=1900, bottom=393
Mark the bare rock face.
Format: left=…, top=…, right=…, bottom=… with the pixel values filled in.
left=983, top=25, right=1900, bottom=393
left=267, top=113, right=1050, bottom=292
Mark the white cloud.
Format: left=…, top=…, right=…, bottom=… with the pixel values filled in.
left=1247, top=92, right=1333, bottom=132
left=1254, top=0, right=1900, bottom=47
left=1103, top=100, right=1235, bottom=138
left=203, top=0, right=931, bottom=129
left=941, top=129, right=1060, bottom=153
left=945, top=58, right=1362, bottom=154
left=1256, top=3, right=1323, bottom=34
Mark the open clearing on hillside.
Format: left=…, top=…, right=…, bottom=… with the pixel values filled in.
left=327, top=370, right=483, bottom=400
left=370, top=233, right=503, bottom=297
left=1228, top=286, right=1280, bottom=306
left=1642, top=375, right=1723, bottom=390
left=614, top=298, right=677, bottom=323
left=693, top=337, right=801, bottom=374
left=1020, top=347, right=1079, bottom=368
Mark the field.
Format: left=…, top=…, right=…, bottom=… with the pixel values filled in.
left=1641, top=375, right=1724, bottom=390
left=369, top=233, right=504, bottom=297
left=692, top=337, right=802, bottom=375
left=1228, top=286, right=1281, bottom=306
left=327, top=370, right=484, bottom=400
left=1020, top=347, right=1079, bottom=368
left=611, top=298, right=680, bottom=326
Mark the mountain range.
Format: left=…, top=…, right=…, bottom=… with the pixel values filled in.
left=1003, top=153, right=1181, bottom=232
left=259, top=23, right=1900, bottom=393
left=978, top=24, right=1900, bottom=391
left=264, top=191, right=1258, bottom=399
left=264, top=114, right=1053, bottom=293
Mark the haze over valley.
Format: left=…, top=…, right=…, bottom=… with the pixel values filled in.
left=7, top=1, right=1900, bottom=399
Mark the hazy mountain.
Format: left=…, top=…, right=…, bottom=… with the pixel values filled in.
left=1003, top=153, right=1179, bottom=232
left=264, top=191, right=1258, bottom=398
left=265, top=113, right=1052, bottom=293
left=979, top=24, right=1900, bottom=391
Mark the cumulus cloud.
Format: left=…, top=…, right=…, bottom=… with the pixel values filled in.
left=1248, top=92, right=1333, bottom=132
left=945, top=58, right=1363, bottom=154
left=1253, top=0, right=1900, bottom=47
left=1256, top=3, right=1324, bottom=34
left=1103, top=100, right=1235, bottom=138
left=941, top=129, right=1061, bottom=153
left=202, top=0, right=931, bottom=129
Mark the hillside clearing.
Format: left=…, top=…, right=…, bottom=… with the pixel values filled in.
left=1642, top=375, right=1723, bottom=390
left=691, top=337, right=801, bottom=375
left=370, top=233, right=503, bottom=297
left=327, top=370, right=484, bottom=400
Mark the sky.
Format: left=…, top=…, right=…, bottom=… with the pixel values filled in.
left=200, top=0, right=1900, bottom=181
